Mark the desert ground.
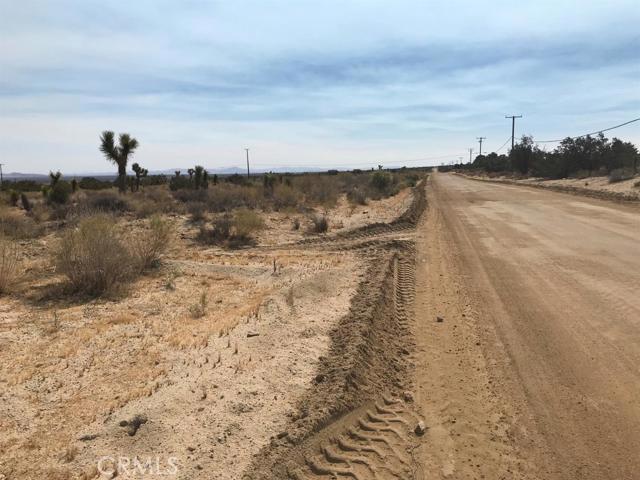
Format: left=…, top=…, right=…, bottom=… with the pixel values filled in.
left=2, top=171, right=640, bottom=480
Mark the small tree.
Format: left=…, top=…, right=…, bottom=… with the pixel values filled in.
left=49, top=171, right=62, bottom=186
left=131, top=163, right=148, bottom=192
left=99, top=131, right=139, bottom=193
left=194, top=165, right=205, bottom=189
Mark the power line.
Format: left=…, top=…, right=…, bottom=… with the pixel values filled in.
left=494, top=136, right=513, bottom=153
left=535, top=116, right=640, bottom=144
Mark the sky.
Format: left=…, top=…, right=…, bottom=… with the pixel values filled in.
left=1, top=0, right=639, bottom=174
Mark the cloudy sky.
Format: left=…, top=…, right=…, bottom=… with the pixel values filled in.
left=1, top=1, right=638, bottom=173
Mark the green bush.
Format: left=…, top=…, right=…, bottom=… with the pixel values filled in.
left=78, top=177, right=113, bottom=190
left=48, top=180, right=72, bottom=204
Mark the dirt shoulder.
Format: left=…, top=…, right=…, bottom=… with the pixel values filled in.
left=460, top=172, right=640, bottom=203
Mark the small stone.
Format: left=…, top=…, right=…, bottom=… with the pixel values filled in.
left=415, top=420, right=427, bottom=436
left=403, top=391, right=414, bottom=402
left=436, top=316, right=444, bottom=323
left=247, top=331, right=260, bottom=338
left=314, top=374, right=326, bottom=384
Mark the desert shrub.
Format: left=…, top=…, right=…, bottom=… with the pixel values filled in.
left=1, top=180, right=41, bottom=192
left=294, top=175, right=339, bottom=207
left=370, top=171, right=393, bottom=192
left=198, top=214, right=232, bottom=244
left=169, top=174, right=193, bottom=191
left=189, top=291, right=208, bottom=318
left=8, top=190, right=19, bottom=207
left=48, top=203, right=73, bottom=221
left=48, top=181, right=72, bottom=204
left=172, top=188, right=207, bottom=203
left=225, top=174, right=248, bottom=185
left=272, top=184, right=301, bottom=210
left=207, top=184, right=259, bottom=212
left=309, top=214, right=329, bottom=233
left=233, top=208, right=264, bottom=239
left=28, top=203, right=49, bottom=223
left=78, top=177, right=112, bottom=190
left=55, top=215, right=132, bottom=295
left=85, top=192, right=130, bottom=213
left=0, top=235, right=19, bottom=294
left=292, top=218, right=300, bottom=230
left=0, top=208, right=41, bottom=238
left=129, top=215, right=173, bottom=272
left=20, top=193, right=32, bottom=212
left=608, top=168, right=633, bottom=184
left=187, top=202, right=207, bottom=222
left=347, top=187, right=367, bottom=205
left=132, top=188, right=176, bottom=218
left=634, top=180, right=640, bottom=188
left=198, top=210, right=262, bottom=247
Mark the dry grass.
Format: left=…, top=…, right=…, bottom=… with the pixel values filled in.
left=129, top=215, right=174, bottom=272
left=0, top=234, right=19, bottom=293
left=233, top=208, right=265, bottom=238
left=54, top=215, right=132, bottom=295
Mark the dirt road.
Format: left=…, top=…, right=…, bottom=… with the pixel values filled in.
left=414, top=173, right=640, bottom=479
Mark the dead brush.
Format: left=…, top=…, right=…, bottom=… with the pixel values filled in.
left=189, top=290, right=208, bottom=318
left=54, top=214, right=132, bottom=295
left=285, top=286, right=295, bottom=309
left=129, top=215, right=174, bottom=272
left=309, top=213, right=329, bottom=233
left=0, top=234, right=19, bottom=294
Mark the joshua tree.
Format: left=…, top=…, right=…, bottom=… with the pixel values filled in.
left=187, top=168, right=195, bottom=180
left=49, top=171, right=62, bottom=186
left=194, top=165, right=205, bottom=189
left=131, top=163, right=148, bottom=192
left=99, top=131, right=139, bottom=192
left=202, top=170, right=209, bottom=190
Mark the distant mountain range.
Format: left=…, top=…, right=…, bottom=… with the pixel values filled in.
left=2, top=165, right=328, bottom=181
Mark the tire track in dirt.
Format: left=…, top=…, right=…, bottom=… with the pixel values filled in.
left=243, top=181, right=427, bottom=480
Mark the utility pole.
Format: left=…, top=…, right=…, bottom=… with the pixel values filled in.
left=469, top=148, right=473, bottom=163
left=244, top=148, right=250, bottom=178
left=505, top=115, right=522, bottom=151
left=476, top=137, right=486, bottom=156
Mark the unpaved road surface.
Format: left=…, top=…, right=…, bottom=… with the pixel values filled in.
left=415, top=173, right=640, bottom=479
